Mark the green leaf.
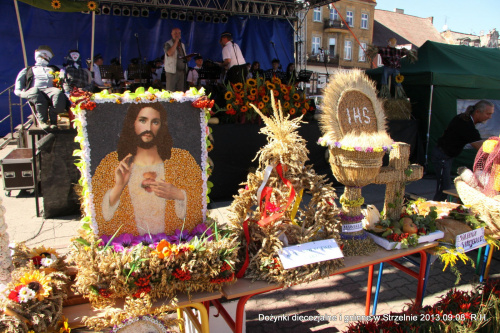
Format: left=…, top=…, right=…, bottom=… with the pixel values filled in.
left=135, top=87, right=145, bottom=95
left=74, top=237, right=90, bottom=246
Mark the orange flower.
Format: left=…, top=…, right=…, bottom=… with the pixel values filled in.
left=272, top=77, right=282, bottom=85
left=224, top=91, right=234, bottom=100
left=152, top=240, right=172, bottom=259
left=266, top=83, right=276, bottom=90
left=235, top=92, right=242, bottom=99
left=273, top=90, right=279, bottom=97
left=87, top=1, right=97, bottom=11
left=51, top=0, right=61, bottom=9
left=301, top=108, right=307, bottom=114
left=250, top=88, right=257, bottom=95
left=262, top=95, right=270, bottom=103
left=283, top=94, right=290, bottom=101
left=304, top=102, right=310, bottom=109
left=246, top=78, right=257, bottom=87
left=233, top=82, right=243, bottom=92
left=283, top=102, right=290, bottom=109
left=289, top=108, right=296, bottom=115
left=241, top=106, right=248, bottom=113
left=281, top=87, right=288, bottom=94
left=234, top=99, right=241, bottom=105
left=258, top=102, right=265, bottom=109
left=247, top=95, right=255, bottom=101
left=293, top=93, right=300, bottom=101
left=226, top=104, right=233, bottom=110
left=294, top=102, right=301, bottom=108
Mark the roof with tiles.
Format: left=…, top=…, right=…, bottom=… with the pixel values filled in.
left=373, top=9, right=445, bottom=48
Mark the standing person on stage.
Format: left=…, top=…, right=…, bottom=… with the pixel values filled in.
left=431, top=100, right=494, bottom=201
left=187, top=55, right=206, bottom=88
left=265, top=58, right=285, bottom=81
left=164, top=27, right=190, bottom=92
left=219, top=31, right=247, bottom=84
left=14, top=45, right=67, bottom=130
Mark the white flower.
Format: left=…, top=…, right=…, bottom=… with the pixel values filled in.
left=18, top=286, right=35, bottom=303
left=40, top=256, right=55, bottom=267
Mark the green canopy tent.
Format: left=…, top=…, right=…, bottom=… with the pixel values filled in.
left=366, top=40, right=500, bottom=172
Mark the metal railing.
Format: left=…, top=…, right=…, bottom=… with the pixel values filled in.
left=0, top=84, right=29, bottom=149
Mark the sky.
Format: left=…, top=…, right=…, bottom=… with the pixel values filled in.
left=375, top=0, right=499, bottom=36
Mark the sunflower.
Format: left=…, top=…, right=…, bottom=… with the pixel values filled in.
left=30, top=246, right=58, bottom=259
left=226, top=104, right=233, bottom=110
left=87, top=1, right=97, bottom=11
left=19, top=270, right=52, bottom=301
left=250, top=88, right=257, bottom=95
left=51, top=0, right=61, bottom=9
left=224, top=91, right=234, bottom=100
left=234, top=99, right=241, bottom=106
left=233, top=82, right=243, bottom=92
left=395, top=74, right=404, bottom=83
left=281, top=87, right=288, bottom=94
left=262, top=96, right=270, bottom=103
left=151, top=240, right=173, bottom=259
left=271, top=77, right=282, bottom=85
left=293, top=93, right=300, bottom=101
left=289, top=108, right=296, bottom=115
left=241, top=106, right=248, bottom=113
left=266, top=83, right=276, bottom=90
left=246, top=78, right=257, bottom=87
left=283, top=102, right=290, bottom=109
left=294, top=102, right=301, bottom=108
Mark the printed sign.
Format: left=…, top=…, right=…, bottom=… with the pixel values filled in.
left=342, top=222, right=363, bottom=233
left=278, top=239, right=344, bottom=269
left=456, top=227, right=486, bottom=252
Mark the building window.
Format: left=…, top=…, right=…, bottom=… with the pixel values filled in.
left=344, top=40, right=352, bottom=60
left=329, top=38, right=336, bottom=56
left=346, top=11, right=354, bottom=27
left=313, top=8, right=322, bottom=22
left=330, top=8, right=339, bottom=21
left=312, top=36, right=321, bottom=54
left=361, top=13, right=368, bottom=29
left=359, top=42, right=367, bottom=61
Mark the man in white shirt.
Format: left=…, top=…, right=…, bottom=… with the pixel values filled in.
left=219, top=32, right=247, bottom=84
left=92, top=53, right=104, bottom=87
left=187, top=55, right=206, bottom=88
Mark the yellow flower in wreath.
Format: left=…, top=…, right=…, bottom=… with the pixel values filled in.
left=246, top=78, right=257, bottom=87
left=293, top=93, right=300, bottom=101
left=51, top=0, right=62, bottom=9
left=395, top=74, right=404, bottom=83
left=262, top=95, right=270, bottom=103
left=20, top=270, right=52, bottom=301
left=224, top=91, right=234, bottom=100
left=87, top=1, right=98, bottom=11
left=289, top=108, right=296, bottom=115
left=152, top=240, right=173, bottom=259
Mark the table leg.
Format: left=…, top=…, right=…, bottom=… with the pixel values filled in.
left=372, top=263, right=384, bottom=315
left=415, top=250, right=427, bottom=308
left=421, top=253, right=433, bottom=299
left=211, top=299, right=236, bottom=332
left=476, top=247, right=484, bottom=275
left=179, top=302, right=210, bottom=333
left=480, top=245, right=490, bottom=283
left=31, top=133, right=40, bottom=217
left=365, top=264, right=374, bottom=316
left=235, top=294, right=254, bottom=333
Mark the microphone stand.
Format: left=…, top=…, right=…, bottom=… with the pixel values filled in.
left=270, top=42, right=282, bottom=70
left=135, top=33, right=145, bottom=87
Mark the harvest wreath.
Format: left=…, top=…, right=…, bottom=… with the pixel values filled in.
left=66, top=87, right=239, bottom=323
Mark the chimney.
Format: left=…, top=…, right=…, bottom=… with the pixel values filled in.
left=427, top=16, right=433, bottom=24
left=394, top=8, right=404, bottom=14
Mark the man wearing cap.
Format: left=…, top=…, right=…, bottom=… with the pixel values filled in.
left=187, top=55, right=206, bottom=88
left=14, top=45, right=67, bottom=130
left=61, top=50, right=93, bottom=94
left=164, top=27, right=190, bottom=91
left=219, top=32, right=247, bottom=84
left=264, top=58, right=285, bottom=81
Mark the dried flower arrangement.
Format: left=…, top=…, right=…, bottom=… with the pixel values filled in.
left=227, top=92, right=344, bottom=286
left=0, top=244, right=70, bottom=333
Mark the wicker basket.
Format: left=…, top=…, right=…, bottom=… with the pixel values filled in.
left=455, top=175, right=500, bottom=233
left=329, top=147, right=385, bottom=187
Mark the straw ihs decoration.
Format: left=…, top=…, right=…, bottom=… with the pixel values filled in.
left=228, top=92, right=343, bottom=286
left=319, top=70, right=393, bottom=256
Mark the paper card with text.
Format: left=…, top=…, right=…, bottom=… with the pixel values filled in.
left=278, top=239, right=344, bottom=269
left=456, top=227, right=486, bottom=253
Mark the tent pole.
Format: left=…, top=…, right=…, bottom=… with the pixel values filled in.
left=425, top=84, right=434, bottom=170
left=90, top=10, right=95, bottom=74
left=13, top=0, right=27, bottom=68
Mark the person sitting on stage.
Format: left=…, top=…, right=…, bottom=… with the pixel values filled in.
left=149, top=59, right=163, bottom=89
left=187, top=55, right=206, bottom=88
left=60, top=49, right=93, bottom=95
left=248, top=61, right=264, bottom=79
left=219, top=31, right=247, bottom=84
left=264, top=58, right=285, bottom=81
left=284, top=63, right=298, bottom=85
left=14, top=45, right=67, bottom=130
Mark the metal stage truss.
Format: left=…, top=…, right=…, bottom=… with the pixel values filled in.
left=96, top=0, right=339, bottom=19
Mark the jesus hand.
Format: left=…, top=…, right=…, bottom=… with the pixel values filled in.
left=151, top=180, right=185, bottom=201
